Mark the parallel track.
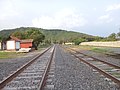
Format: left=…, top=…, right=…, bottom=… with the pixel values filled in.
left=0, top=46, right=55, bottom=90
left=38, top=46, right=55, bottom=90
left=64, top=46, right=120, bottom=86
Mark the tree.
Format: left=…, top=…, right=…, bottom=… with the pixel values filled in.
left=11, top=31, right=25, bottom=39
left=0, top=36, right=2, bottom=42
left=11, top=29, right=45, bottom=49
left=117, top=32, right=120, bottom=39
left=107, top=33, right=117, bottom=41
left=94, top=36, right=104, bottom=41
left=25, top=29, right=45, bottom=49
left=0, top=36, right=9, bottom=42
left=44, top=39, right=51, bottom=45
left=73, top=38, right=86, bottom=45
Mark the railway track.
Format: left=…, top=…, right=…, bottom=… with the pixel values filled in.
left=64, top=46, right=120, bottom=86
left=0, top=46, right=55, bottom=90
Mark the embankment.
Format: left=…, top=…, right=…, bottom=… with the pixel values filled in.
left=80, top=41, right=120, bottom=47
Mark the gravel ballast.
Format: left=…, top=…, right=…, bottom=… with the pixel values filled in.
left=54, top=46, right=120, bottom=90
left=0, top=50, right=42, bottom=82
left=79, top=49, right=120, bottom=67
left=0, top=45, right=120, bottom=90
left=2, top=47, right=54, bottom=90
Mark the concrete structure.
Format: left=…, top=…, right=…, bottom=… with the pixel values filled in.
left=6, top=36, right=21, bottom=50
left=80, top=41, right=120, bottom=47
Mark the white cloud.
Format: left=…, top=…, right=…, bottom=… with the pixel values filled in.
left=98, top=14, right=113, bottom=23
left=98, top=14, right=110, bottom=20
left=32, top=8, right=87, bottom=30
left=106, top=4, right=120, bottom=11
left=106, top=18, right=113, bottom=23
left=0, top=0, right=19, bottom=20
left=115, top=23, right=120, bottom=27
left=93, top=8, right=97, bottom=11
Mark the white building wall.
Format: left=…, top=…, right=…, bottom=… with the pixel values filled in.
left=7, top=41, right=15, bottom=50
left=0, top=42, right=1, bottom=50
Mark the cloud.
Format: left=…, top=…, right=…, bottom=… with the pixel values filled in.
left=93, top=8, right=97, bottom=11
left=0, top=0, right=19, bottom=20
left=98, top=14, right=110, bottom=20
left=115, top=23, right=120, bottom=27
left=106, top=4, right=120, bottom=11
left=32, top=8, right=87, bottom=30
left=98, top=14, right=113, bottom=23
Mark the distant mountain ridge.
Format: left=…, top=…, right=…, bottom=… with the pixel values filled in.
left=0, top=27, right=95, bottom=43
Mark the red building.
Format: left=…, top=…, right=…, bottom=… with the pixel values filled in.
left=3, top=36, right=34, bottom=52
left=20, top=39, right=33, bottom=48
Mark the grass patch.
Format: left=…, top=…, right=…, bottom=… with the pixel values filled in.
left=110, top=73, right=120, bottom=76
left=91, top=48, right=107, bottom=53
left=66, top=45, right=113, bottom=54
left=37, top=44, right=51, bottom=51
left=0, top=52, right=26, bottom=59
left=66, top=45, right=93, bottom=50
left=91, top=47, right=114, bottom=55
left=104, top=68, right=114, bottom=71
left=0, top=44, right=51, bottom=59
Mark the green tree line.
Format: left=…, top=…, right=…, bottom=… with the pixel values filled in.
left=0, top=27, right=120, bottom=46
left=0, top=28, right=45, bottom=49
left=11, top=29, right=45, bottom=49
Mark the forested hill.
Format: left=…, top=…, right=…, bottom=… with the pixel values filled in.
left=42, top=29, right=95, bottom=43
left=0, top=27, right=95, bottom=43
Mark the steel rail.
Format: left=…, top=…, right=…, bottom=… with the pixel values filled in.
left=0, top=46, right=52, bottom=89
left=72, top=52, right=120, bottom=85
left=65, top=47, right=120, bottom=85
left=38, top=46, right=55, bottom=90
left=69, top=47, right=120, bottom=69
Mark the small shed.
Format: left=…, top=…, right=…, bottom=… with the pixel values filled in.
left=20, top=39, right=34, bottom=48
left=6, top=36, right=21, bottom=51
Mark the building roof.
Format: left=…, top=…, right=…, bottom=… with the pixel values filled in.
left=21, top=39, right=33, bottom=43
left=9, top=36, right=33, bottom=43
left=10, top=36, right=21, bottom=41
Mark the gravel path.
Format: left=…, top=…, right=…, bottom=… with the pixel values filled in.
left=0, top=50, right=44, bottom=82
left=54, top=45, right=120, bottom=90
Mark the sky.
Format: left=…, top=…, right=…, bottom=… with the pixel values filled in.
left=0, top=0, right=120, bottom=37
